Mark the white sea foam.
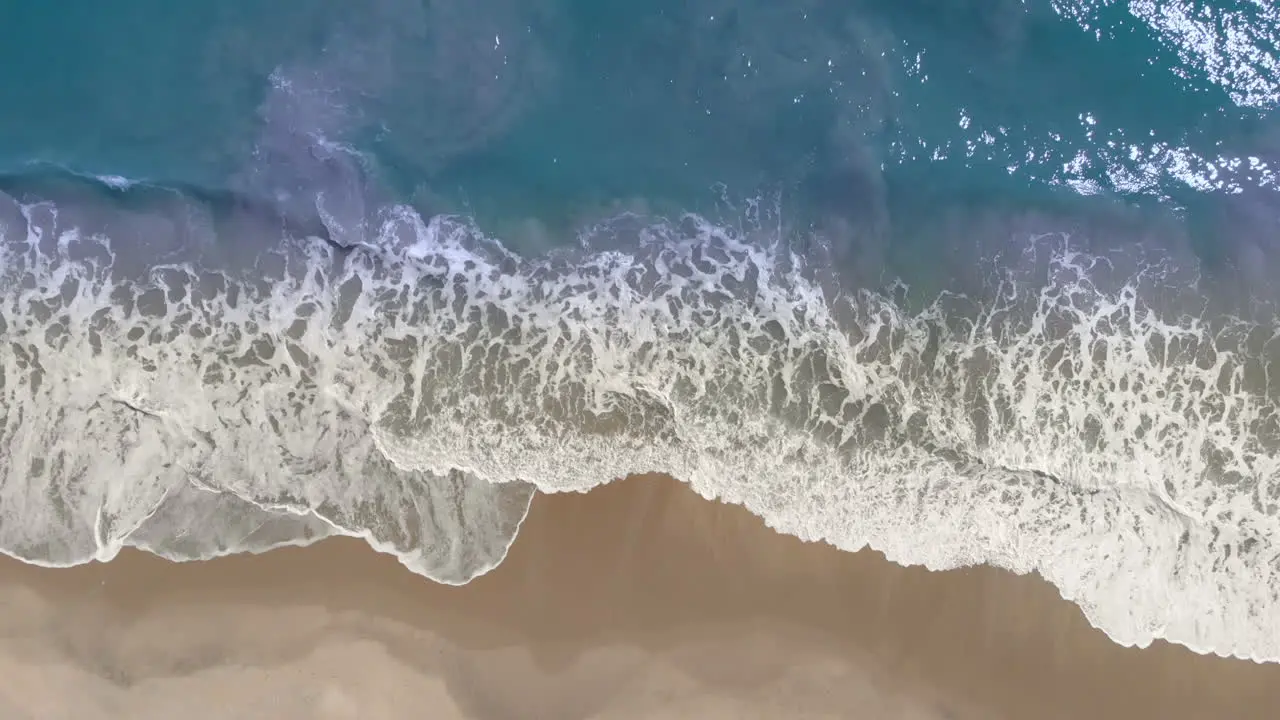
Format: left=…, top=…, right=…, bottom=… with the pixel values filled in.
left=2, top=189, right=1280, bottom=660
left=95, top=175, right=136, bottom=191
left=1052, top=0, right=1280, bottom=109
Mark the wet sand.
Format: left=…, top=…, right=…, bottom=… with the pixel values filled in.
left=0, top=473, right=1277, bottom=719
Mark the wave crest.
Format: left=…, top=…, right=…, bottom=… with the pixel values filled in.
left=2, top=180, right=1280, bottom=659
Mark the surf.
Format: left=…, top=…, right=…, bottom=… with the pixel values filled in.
left=2, top=168, right=1280, bottom=662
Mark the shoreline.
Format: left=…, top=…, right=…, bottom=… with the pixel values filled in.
left=2, top=473, right=1278, bottom=718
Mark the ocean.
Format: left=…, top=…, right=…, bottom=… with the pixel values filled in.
left=2, top=0, right=1279, bottom=662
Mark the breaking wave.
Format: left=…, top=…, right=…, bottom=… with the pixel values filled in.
left=2, top=171, right=1280, bottom=662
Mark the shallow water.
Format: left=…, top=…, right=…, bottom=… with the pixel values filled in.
left=1, top=0, right=1280, bottom=661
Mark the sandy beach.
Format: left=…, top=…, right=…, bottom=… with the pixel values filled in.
left=0, top=473, right=1277, bottom=719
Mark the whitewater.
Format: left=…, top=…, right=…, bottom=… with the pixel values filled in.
left=2, top=167, right=1280, bottom=665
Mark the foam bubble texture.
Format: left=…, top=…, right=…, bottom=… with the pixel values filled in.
left=2, top=195, right=1279, bottom=659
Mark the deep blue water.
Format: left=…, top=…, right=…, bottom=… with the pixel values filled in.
left=1, top=1, right=1275, bottom=236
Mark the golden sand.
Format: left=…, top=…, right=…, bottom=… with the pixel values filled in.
left=1, top=474, right=1277, bottom=719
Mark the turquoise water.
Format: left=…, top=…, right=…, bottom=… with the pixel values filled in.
left=3, top=0, right=1280, bottom=661
left=1, top=2, right=1272, bottom=223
